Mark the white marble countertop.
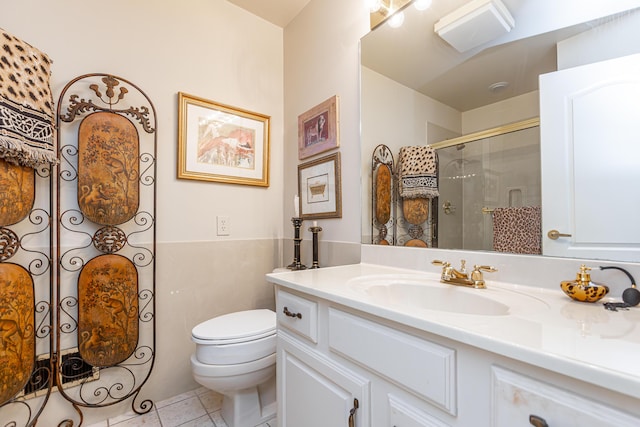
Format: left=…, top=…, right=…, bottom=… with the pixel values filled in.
left=266, top=263, right=640, bottom=399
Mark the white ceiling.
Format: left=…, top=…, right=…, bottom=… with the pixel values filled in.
left=361, top=0, right=640, bottom=112
left=227, top=0, right=312, bottom=27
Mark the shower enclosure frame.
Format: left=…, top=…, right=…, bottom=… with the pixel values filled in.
left=431, top=117, right=540, bottom=252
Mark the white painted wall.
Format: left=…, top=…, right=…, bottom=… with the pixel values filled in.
left=557, top=8, right=640, bottom=70
left=3, top=0, right=284, bottom=424
left=461, top=91, right=539, bottom=134
left=283, top=0, right=369, bottom=251
left=4, top=0, right=285, bottom=243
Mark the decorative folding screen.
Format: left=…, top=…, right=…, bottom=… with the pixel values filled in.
left=55, top=74, right=157, bottom=423
left=0, top=72, right=157, bottom=426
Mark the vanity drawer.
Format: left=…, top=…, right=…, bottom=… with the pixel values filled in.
left=492, top=366, right=640, bottom=427
left=328, top=308, right=456, bottom=415
left=276, top=290, right=318, bottom=343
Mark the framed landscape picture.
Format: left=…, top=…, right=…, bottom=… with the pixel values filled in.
left=178, top=92, right=270, bottom=187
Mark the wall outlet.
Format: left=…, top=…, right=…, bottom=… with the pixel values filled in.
left=216, top=215, right=230, bottom=236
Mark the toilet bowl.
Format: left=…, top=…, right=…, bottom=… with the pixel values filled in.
left=190, top=309, right=277, bottom=427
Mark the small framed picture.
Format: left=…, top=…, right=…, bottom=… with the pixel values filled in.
left=177, top=92, right=270, bottom=187
left=298, top=153, right=342, bottom=219
left=297, top=95, right=339, bottom=160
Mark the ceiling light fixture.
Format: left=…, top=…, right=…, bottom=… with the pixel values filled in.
left=365, top=0, right=383, bottom=13
left=370, top=0, right=412, bottom=30
left=414, top=0, right=433, bottom=11
left=388, top=10, right=405, bottom=28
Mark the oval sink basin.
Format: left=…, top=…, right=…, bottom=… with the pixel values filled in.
left=348, top=275, right=549, bottom=316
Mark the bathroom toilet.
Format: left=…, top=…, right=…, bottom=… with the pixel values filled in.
left=190, top=309, right=277, bottom=427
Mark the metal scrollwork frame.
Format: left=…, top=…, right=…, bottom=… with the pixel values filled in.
left=55, top=73, right=157, bottom=425
left=0, top=164, right=54, bottom=427
left=371, top=144, right=396, bottom=245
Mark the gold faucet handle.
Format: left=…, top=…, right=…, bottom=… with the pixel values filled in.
left=432, top=260, right=453, bottom=281
left=470, top=265, right=497, bottom=289
left=474, top=265, right=497, bottom=273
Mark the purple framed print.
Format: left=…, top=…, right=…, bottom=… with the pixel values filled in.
left=297, top=95, right=339, bottom=160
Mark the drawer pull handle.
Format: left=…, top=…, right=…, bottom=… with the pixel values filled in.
left=529, top=414, right=549, bottom=427
left=348, top=398, right=359, bottom=427
left=283, top=306, right=302, bottom=319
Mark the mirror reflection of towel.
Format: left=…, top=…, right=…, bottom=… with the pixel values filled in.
left=492, top=206, right=541, bottom=254
left=398, top=146, right=439, bottom=199
left=0, top=28, right=57, bottom=168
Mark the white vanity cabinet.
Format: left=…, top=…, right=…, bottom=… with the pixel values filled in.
left=274, top=285, right=640, bottom=427
left=276, top=289, right=370, bottom=427
left=276, top=288, right=460, bottom=427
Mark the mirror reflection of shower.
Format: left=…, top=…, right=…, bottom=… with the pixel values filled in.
left=441, top=146, right=481, bottom=181
left=434, top=123, right=541, bottom=251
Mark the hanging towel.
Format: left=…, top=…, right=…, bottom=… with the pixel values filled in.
left=398, top=146, right=439, bottom=199
left=492, top=206, right=541, bottom=255
left=0, top=28, right=57, bottom=168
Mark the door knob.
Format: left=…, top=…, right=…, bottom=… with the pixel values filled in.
left=547, top=229, right=572, bottom=240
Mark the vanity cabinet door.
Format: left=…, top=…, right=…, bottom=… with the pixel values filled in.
left=328, top=308, right=456, bottom=416
left=278, top=331, right=370, bottom=427
left=386, top=394, right=452, bottom=427
left=491, top=366, right=640, bottom=427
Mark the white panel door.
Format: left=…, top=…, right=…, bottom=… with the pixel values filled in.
left=540, top=52, right=640, bottom=261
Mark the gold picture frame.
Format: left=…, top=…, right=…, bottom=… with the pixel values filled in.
left=298, top=152, right=342, bottom=219
left=177, top=92, right=270, bottom=186
left=297, top=95, right=339, bottom=160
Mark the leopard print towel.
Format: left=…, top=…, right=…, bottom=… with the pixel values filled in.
left=492, top=206, right=541, bottom=255
left=398, top=146, right=439, bottom=199
left=0, top=28, right=57, bottom=168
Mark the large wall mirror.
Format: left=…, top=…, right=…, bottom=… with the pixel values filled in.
left=361, top=0, right=640, bottom=262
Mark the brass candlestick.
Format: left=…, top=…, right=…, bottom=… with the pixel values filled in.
left=309, top=225, right=322, bottom=269
left=287, top=217, right=307, bottom=270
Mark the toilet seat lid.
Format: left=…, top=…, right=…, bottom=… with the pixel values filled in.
left=192, top=309, right=276, bottom=342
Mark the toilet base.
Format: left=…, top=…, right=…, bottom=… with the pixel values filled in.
left=221, top=376, right=276, bottom=427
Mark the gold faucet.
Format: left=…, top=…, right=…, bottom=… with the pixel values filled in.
left=432, top=259, right=497, bottom=289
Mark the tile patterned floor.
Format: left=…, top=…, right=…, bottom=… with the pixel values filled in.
left=87, top=387, right=275, bottom=427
